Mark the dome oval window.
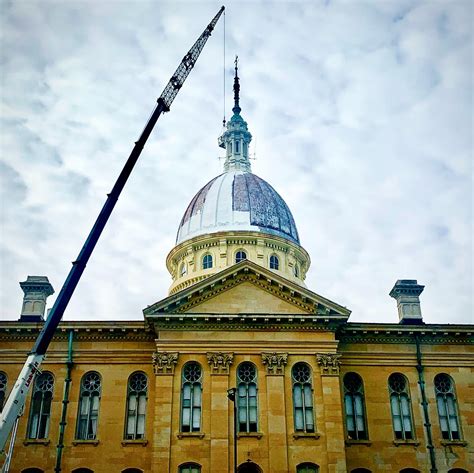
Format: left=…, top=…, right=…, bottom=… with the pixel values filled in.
left=202, top=254, right=213, bottom=270
left=235, top=251, right=247, bottom=263
left=269, top=255, right=279, bottom=270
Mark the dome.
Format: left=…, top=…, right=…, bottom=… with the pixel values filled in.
left=176, top=170, right=300, bottom=245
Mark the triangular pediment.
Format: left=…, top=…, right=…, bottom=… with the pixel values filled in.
left=144, top=260, right=350, bottom=321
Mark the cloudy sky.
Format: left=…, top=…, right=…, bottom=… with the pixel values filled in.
left=1, top=0, right=472, bottom=325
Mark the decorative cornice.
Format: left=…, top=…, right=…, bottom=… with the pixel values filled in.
left=206, top=352, right=234, bottom=375
left=316, top=353, right=341, bottom=376
left=152, top=351, right=179, bottom=375
left=261, top=352, right=288, bottom=375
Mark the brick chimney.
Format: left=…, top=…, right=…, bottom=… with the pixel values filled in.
left=19, top=276, right=54, bottom=322
left=389, top=279, right=425, bottom=325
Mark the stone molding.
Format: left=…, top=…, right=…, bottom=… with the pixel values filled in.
left=152, top=351, right=179, bottom=375
left=316, top=353, right=341, bottom=376
left=261, top=352, right=288, bottom=375
left=206, top=351, right=234, bottom=375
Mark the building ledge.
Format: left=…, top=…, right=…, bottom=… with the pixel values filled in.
left=177, top=432, right=205, bottom=439
left=237, top=432, right=263, bottom=439
left=345, top=439, right=372, bottom=446
left=72, top=439, right=100, bottom=446
left=293, top=432, right=321, bottom=439
left=121, top=439, right=148, bottom=447
left=393, top=439, right=420, bottom=447
left=440, top=440, right=468, bottom=447
left=23, top=439, right=50, bottom=446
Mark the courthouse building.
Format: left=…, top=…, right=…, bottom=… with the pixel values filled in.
left=0, top=70, right=472, bottom=473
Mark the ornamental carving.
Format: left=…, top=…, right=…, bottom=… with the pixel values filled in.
left=152, top=351, right=178, bottom=375
left=316, top=353, right=341, bottom=376
left=261, top=352, right=288, bottom=375
left=206, top=352, right=234, bottom=375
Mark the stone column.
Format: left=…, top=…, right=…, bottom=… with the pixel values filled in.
left=207, top=352, right=233, bottom=473
left=316, top=353, right=346, bottom=473
left=262, top=352, right=289, bottom=473
left=151, top=351, right=179, bottom=472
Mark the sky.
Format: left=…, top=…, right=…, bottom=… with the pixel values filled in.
left=0, top=0, right=472, bottom=325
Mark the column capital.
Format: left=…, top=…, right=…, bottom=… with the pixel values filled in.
left=152, top=351, right=179, bottom=375
left=261, top=352, right=288, bottom=375
left=316, top=353, right=341, bottom=376
left=207, top=352, right=234, bottom=375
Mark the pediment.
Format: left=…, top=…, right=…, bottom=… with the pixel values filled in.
left=144, top=260, right=350, bottom=321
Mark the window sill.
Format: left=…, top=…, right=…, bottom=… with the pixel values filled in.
left=440, top=440, right=467, bottom=447
left=293, top=432, right=321, bottom=439
left=177, top=432, right=205, bottom=439
left=393, top=439, right=420, bottom=447
left=121, top=439, right=148, bottom=447
left=237, top=432, right=263, bottom=439
left=23, top=439, right=50, bottom=446
left=345, top=439, right=372, bottom=446
left=72, top=439, right=100, bottom=446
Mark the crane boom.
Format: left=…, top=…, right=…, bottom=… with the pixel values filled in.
left=0, top=6, right=225, bottom=454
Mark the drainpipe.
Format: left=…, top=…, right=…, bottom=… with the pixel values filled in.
left=415, top=334, right=437, bottom=473
left=55, top=330, right=74, bottom=473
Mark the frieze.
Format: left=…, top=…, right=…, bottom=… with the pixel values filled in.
left=261, top=352, right=288, bottom=375
left=316, top=353, right=341, bottom=376
left=152, top=351, right=179, bottom=375
left=207, top=352, right=234, bottom=375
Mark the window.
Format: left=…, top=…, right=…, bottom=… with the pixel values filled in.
left=237, top=362, right=258, bottom=432
left=179, top=464, right=201, bottom=473
left=400, top=469, right=420, bottom=473
left=434, top=373, right=462, bottom=440
left=235, top=140, right=240, bottom=153
left=351, top=470, right=372, bottom=473
left=292, top=363, right=315, bottom=433
left=388, top=373, right=414, bottom=440
left=125, top=372, right=148, bottom=440
left=122, top=469, right=143, bottom=473
left=294, top=264, right=299, bottom=277
left=297, top=463, right=319, bottom=473
left=202, top=254, right=213, bottom=270
left=72, top=469, right=94, bottom=473
left=76, top=372, right=101, bottom=440
left=235, top=251, right=247, bottom=263
left=27, top=372, right=54, bottom=439
left=343, top=372, right=368, bottom=440
left=269, top=254, right=279, bottom=270
left=21, top=469, right=44, bottom=473
left=180, top=362, right=202, bottom=432
left=180, top=262, right=187, bottom=277
left=0, top=371, right=6, bottom=412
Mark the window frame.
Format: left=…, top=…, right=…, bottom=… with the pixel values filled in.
left=235, top=250, right=247, bottom=264
left=0, top=371, right=7, bottom=412
left=76, top=371, right=102, bottom=440
left=269, top=254, right=279, bottom=270
left=343, top=372, right=369, bottom=441
left=434, top=373, right=462, bottom=441
left=27, top=371, right=54, bottom=439
left=388, top=373, right=415, bottom=441
left=179, top=463, right=201, bottom=473
left=202, top=253, right=213, bottom=270
left=180, top=362, right=203, bottom=433
left=124, top=371, right=148, bottom=440
left=296, top=463, right=319, bottom=473
left=292, top=362, right=315, bottom=433
left=237, top=362, right=258, bottom=433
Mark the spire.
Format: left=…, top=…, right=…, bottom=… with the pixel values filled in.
left=218, top=55, right=252, bottom=173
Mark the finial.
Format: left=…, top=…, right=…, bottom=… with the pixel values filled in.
left=233, top=55, right=241, bottom=114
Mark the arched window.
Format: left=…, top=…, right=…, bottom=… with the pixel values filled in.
left=269, top=254, right=279, bottom=270
left=202, top=254, right=213, bottom=270
left=297, top=463, right=319, bottom=473
left=237, top=362, right=258, bottom=432
left=180, top=262, right=187, bottom=277
left=235, top=250, right=247, bottom=263
left=388, top=373, right=414, bottom=440
left=400, top=469, right=420, bottom=473
left=180, top=362, right=202, bottom=432
left=21, top=469, right=44, bottom=473
left=125, top=372, right=148, bottom=440
left=27, top=372, right=54, bottom=439
left=343, top=372, right=368, bottom=440
left=448, top=469, right=469, bottom=473
left=351, top=469, right=372, bottom=473
left=292, top=363, right=315, bottom=433
left=434, top=373, right=462, bottom=440
left=0, top=372, right=7, bottom=412
left=179, top=464, right=201, bottom=473
left=72, top=469, right=94, bottom=473
left=76, top=372, right=101, bottom=440
left=294, top=264, right=299, bottom=277
left=122, top=469, right=143, bottom=473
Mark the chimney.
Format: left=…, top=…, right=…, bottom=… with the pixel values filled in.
left=19, top=276, right=54, bottom=322
left=389, top=279, right=425, bottom=325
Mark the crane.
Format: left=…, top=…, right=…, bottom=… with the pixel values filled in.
left=0, top=5, right=225, bottom=458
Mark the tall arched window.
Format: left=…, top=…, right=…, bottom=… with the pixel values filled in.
left=292, top=363, right=315, bottom=433
left=76, top=371, right=101, bottom=440
left=21, top=469, right=44, bottom=473
left=269, top=254, right=279, bottom=270
left=180, top=262, right=187, bottom=277
left=351, top=469, right=372, bottom=473
left=434, top=373, right=462, bottom=440
left=400, top=469, right=420, bottom=473
left=180, top=362, right=202, bottom=432
left=388, top=373, right=414, bottom=440
left=237, top=362, right=258, bottom=432
left=72, top=469, right=94, bottom=473
left=0, top=372, right=6, bottom=412
left=202, top=254, right=213, bottom=270
left=27, top=372, right=54, bottom=439
left=125, top=372, right=148, bottom=440
left=297, top=464, right=319, bottom=473
left=179, top=463, right=201, bottom=473
left=294, top=264, right=299, bottom=278
left=235, top=250, right=247, bottom=263
left=122, top=469, right=143, bottom=473
left=343, top=372, right=368, bottom=440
